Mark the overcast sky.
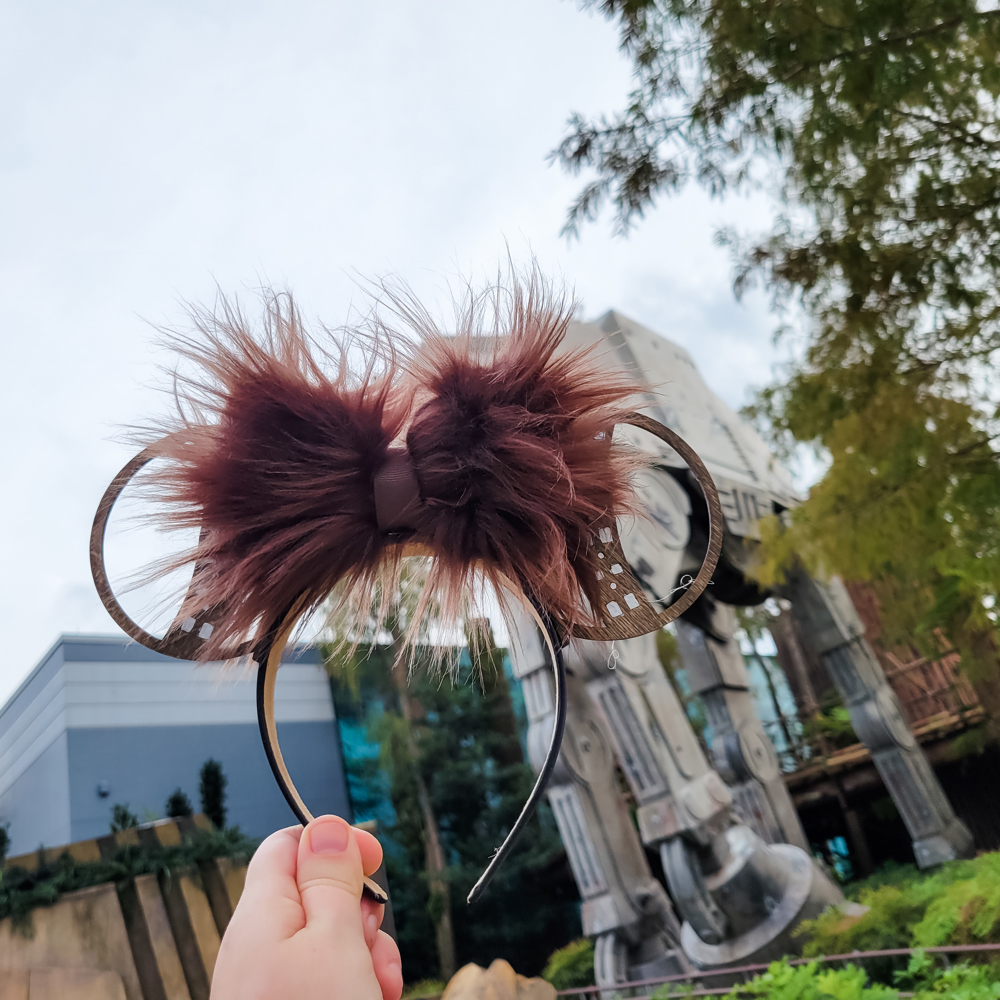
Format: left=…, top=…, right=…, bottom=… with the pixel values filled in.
left=0, top=0, right=796, bottom=704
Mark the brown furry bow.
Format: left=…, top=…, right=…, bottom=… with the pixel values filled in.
left=137, top=273, right=643, bottom=661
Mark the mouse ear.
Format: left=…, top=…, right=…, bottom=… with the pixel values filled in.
left=570, top=413, right=723, bottom=641
left=89, top=439, right=248, bottom=661
left=91, top=294, right=410, bottom=663
left=90, top=277, right=720, bottom=668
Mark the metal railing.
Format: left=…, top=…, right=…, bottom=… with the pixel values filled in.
left=751, top=648, right=984, bottom=779
left=556, top=943, right=1000, bottom=999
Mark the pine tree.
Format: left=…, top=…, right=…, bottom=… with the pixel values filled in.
left=110, top=803, right=139, bottom=832
left=166, top=788, right=194, bottom=818
left=328, top=636, right=579, bottom=981
left=386, top=624, right=457, bottom=982
left=414, top=640, right=576, bottom=975
left=467, top=618, right=523, bottom=768
left=199, top=759, right=228, bottom=830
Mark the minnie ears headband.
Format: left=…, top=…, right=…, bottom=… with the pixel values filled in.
left=90, top=291, right=722, bottom=904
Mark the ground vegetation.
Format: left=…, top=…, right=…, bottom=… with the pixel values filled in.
left=797, top=851, right=1000, bottom=988
left=541, top=938, right=597, bottom=990
left=0, top=826, right=255, bottom=937
left=682, top=957, right=1000, bottom=998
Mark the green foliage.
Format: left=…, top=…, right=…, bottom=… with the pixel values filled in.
left=397, top=658, right=575, bottom=976
left=556, top=0, right=1000, bottom=678
left=656, top=626, right=681, bottom=673
left=648, top=954, right=1000, bottom=998
left=753, top=386, right=1000, bottom=684
left=844, top=860, right=920, bottom=902
left=802, top=707, right=857, bottom=751
left=950, top=725, right=990, bottom=759
left=652, top=985, right=695, bottom=1000
left=912, top=853, right=1000, bottom=946
left=845, top=860, right=920, bottom=897
left=713, top=957, right=1000, bottom=998
left=166, top=788, right=194, bottom=818
left=199, top=759, right=228, bottom=830
left=800, top=851, right=1000, bottom=973
left=0, top=826, right=255, bottom=937
left=913, top=964, right=1000, bottom=999
left=109, top=803, right=139, bottom=832
left=0, top=825, right=11, bottom=864
left=722, top=960, right=896, bottom=999
left=401, top=981, right=446, bottom=1000
left=329, top=641, right=580, bottom=981
left=803, top=883, right=928, bottom=960
left=904, top=951, right=1000, bottom=999
left=542, top=938, right=596, bottom=990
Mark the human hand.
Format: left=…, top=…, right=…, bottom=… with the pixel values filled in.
left=211, top=815, right=403, bottom=1000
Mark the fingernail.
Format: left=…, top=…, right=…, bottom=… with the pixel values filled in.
left=367, top=914, right=378, bottom=933
left=309, top=817, right=349, bottom=854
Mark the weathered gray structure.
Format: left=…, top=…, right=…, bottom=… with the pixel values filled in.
left=507, top=311, right=972, bottom=986
left=780, top=571, right=974, bottom=868
left=674, top=608, right=807, bottom=851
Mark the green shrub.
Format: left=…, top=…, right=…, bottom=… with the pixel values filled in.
left=109, top=803, right=139, bottom=832
left=0, top=826, right=256, bottom=937
left=910, top=961, right=1000, bottom=998
left=542, top=938, right=595, bottom=990
left=899, top=950, right=1000, bottom=998
left=912, top=853, right=1000, bottom=947
left=799, top=854, right=998, bottom=958
left=529, top=857, right=1000, bottom=997
left=800, top=884, right=929, bottom=957
left=709, top=958, right=1000, bottom=1000
left=803, top=707, right=858, bottom=751
left=842, top=861, right=920, bottom=898
left=401, top=979, right=445, bottom=999
left=166, top=788, right=194, bottom=818
left=722, top=960, right=896, bottom=999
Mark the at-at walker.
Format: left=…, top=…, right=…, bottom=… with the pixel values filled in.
left=507, top=312, right=974, bottom=987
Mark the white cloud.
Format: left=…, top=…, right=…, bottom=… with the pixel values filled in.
left=0, top=0, right=800, bottom=701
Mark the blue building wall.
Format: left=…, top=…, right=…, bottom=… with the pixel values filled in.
left=0, top=635, right=351, bottom=855
left=66, top=720, right=348, bottom=843
left=1, top=734, right=72, bottom=852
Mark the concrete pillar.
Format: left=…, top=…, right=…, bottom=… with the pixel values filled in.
left=506, top=612, right=689, bottom=989
left=782, top=570, right=973, bottom=867
left=675, top=604, right=809, bottom=852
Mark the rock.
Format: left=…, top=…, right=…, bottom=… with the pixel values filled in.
left=441, top=959, right=556, bottom=1000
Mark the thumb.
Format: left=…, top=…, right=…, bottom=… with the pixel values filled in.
left=296, top=815, right=366, bottom=935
